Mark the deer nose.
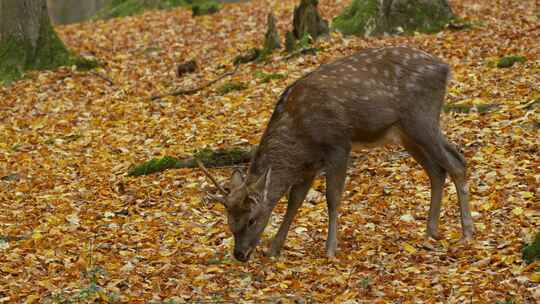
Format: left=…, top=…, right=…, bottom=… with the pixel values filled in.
left=233, top=250, right=250, bottom=262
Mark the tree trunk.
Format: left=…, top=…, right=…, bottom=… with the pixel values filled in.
left=333, top=0, right=455, bottom=36
left=292, top=0, right=329, bottom=40
left=0, top=0, right=72, bottom=83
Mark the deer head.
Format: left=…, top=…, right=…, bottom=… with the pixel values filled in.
left=198, top=160, right=272, bottom=261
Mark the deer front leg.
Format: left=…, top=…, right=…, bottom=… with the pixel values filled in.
left=324, top=147, right=349, bottom=258
left=268, top=174, right=315, bottom=257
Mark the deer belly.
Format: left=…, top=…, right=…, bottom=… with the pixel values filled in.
left=351, top=126, right=403, bottom=151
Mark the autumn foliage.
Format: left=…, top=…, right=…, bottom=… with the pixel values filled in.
left=0, top=0, right=538, bottom=302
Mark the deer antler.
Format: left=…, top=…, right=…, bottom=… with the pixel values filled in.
left=196, top=159, right=228, bottom=195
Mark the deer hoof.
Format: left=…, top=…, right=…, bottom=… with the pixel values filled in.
left=265, top=247, right=281, bottom=258
left=458, top=233, right=473, bottom=245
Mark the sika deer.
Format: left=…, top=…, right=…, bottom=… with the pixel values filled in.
left=200, top=46, right=474, bottom=262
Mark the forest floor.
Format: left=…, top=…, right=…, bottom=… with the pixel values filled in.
left=0, top=0, right=539, bottom=302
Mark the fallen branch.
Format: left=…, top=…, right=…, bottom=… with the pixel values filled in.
left=128, top=147, right=253, bottom=177
left=150, top=65, right=240, bottom=101
left=280, top=47, right=318, bottom=61
left=91, top=71, right=114, bottom=85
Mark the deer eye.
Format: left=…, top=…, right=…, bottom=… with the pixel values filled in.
left=248, top=218, right=257, bottom=227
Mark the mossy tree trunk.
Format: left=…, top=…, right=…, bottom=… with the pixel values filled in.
left=293, top=0, right=329, bottom=40
left=0, top=0, right=72, bottom=83
left=333, top=0, right=455, bottom=36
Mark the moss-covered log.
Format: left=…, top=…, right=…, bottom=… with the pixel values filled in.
left=0, top=0, right=98, bottom=84
left=333, top=0, right=455, bottom=36
left=523, top=230, right=540, bottom=264
left=128, top=147, right=253, bottom=176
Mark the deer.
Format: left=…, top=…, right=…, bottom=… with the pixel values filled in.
left=198, top=46, right=474, bottom=262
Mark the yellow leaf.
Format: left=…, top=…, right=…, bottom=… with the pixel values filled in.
left=205, top=266, right=222, bottom=273
left=403, top=242, right=417, bottom=254
left=512, top=207, right=523, bottom=216
left=31, top=231, right=42, bottom=240
left=449, top=230, right=461, bottom=240
left=529, top=272, right=540, bottom=283
left=520, top=192, right=534, bottom=199
left=276, top=262, right=287, bottom=270
left=26, top=295, right=40, bottom=304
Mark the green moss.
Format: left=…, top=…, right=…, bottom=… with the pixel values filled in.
left=30, top=15, right=72, bottom=71
left=72, top=56, right=102, bottom=71
left=217, top=81, right=246, bottom=95
left=95, top=0, right=188, bottom=19
left=333, top=0, right=454, bottom=36
left=332, top=0, right=379, bottom=36
left=128, top=156, right=182, bottom=176
left=128, top=148, right=252, bottom=176
left=192, top=1, right=220, bottom=16
left=95, top=0, right=219, bottom=19
left=285, top=31, right=296, bottom=53
left=0, top=15, right=84, bottom=84
left=497, top=55, right=526, bottom=68
left=0, top=37, right=28, bottom=83
left=388, top=0, right=454, bottom=34
left=523, top=230, right=540, bottom=264
left=0, top=18, right=100, bottom=84
left=255, top=71, right=286, bottom=83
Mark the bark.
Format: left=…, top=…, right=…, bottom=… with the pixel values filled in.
left=263, top=13, right=281, bottom=51
left=333, top=0, right=455, bottom=36
left=0, top=0, right=72, bottom=83
left=292, top=0, right=329, bottom=40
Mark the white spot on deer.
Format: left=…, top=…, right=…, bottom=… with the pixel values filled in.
left=429, top=64, right=439, bottom=71
left=392, top=49, right=401, bottom=56
left=352, top=78, right=362, bottom=83
left=361, top=66, right=368, bottom=72
left=406, top=83, right=416, bottom=90
left=371, top=67, right=378, bottom=74
left=365, top=58, right=372, bottom=64
left=383, top=70, right=390, bottom=78
left=349, top=66, right=358, bottom=72
left=361, top=95, right=369, bottom=101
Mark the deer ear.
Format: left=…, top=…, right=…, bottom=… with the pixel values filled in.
left=229, top=170, right=244, bottom=189
left=249, top=167, right=272, bottom=201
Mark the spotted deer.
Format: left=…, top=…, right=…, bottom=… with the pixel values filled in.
left=199, top=46, right=474, bottom=262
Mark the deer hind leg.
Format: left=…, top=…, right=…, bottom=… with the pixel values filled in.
left=441, top=138, right=474, bottom=242
left=324, top=146, right=350, bottom=258
left=402, top=138, right=447, bottom=240
left=402, top=126, right=473, bottom=242
left=268, top=172, right=316, bottom=257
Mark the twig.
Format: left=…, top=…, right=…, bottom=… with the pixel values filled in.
left=281, top=47, right=318, bottom=61
left=150, top=65, right=240, bottom=101
left=90, top=71, right=114, bottom=85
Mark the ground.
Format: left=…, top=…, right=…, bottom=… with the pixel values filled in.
left=0, top=0, right=538, bottom=302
